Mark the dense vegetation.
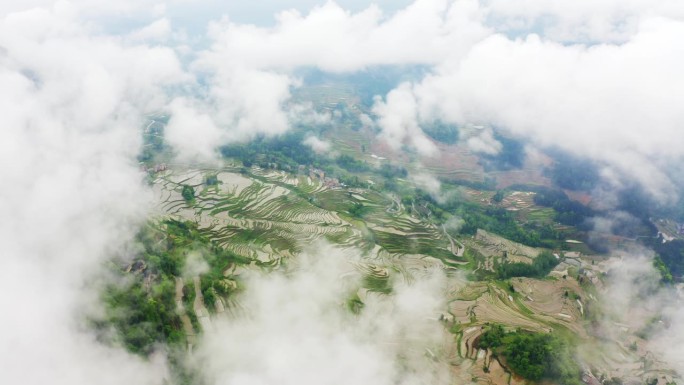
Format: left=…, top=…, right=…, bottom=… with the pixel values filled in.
left=547, top=151, right=600, bottom=192
left=217, top=129, right=562, bottom=249
left=546, top=152, right=657, bottom=237
left=659, top=194, right=684, bottom=222
left=478, top=324, right=581, bottom=385
left=378, top=163, right=408, bottom=179
left=335, top=154, right=371, bottom=173
left=613, top=187, right=658, bottom=237
left=533, top=188, right=594, bottom=227
left=647, top=236, right=684, bottom=281
left=480, top=132, right=525, bottom=171
left=181, top=185, right=195, bottom=202
left=398, top=187, right=562, bottom=248
left=495, top=251, right=560, bottom=279
left=421, top=120, right=459, bottom=144
left=99, top=220, right=246, bottom=356
left=653, top=255, right=674, bottom=284
left=220, top=132, right=322, bottom=171
left=459, top=206, right=545, bottom=247
left=102, top=272, right=182, bottom=355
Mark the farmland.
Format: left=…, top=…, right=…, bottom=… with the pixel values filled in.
left=106, top=93, right=679, bottom=385
left=92, top=158, right=678, bottom=385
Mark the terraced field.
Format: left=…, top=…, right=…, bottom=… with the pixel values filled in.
left=152, top=166, right=460, bottom=274
left=142, top=165, right=676, bottom=385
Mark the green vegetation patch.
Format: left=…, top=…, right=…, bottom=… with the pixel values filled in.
left=421, top=121, right=459, bottom=144
left=101, top=273, right=182, bottom=355
left=181, top=185, right=195, bottom=202
left=478, top=324, right=581, bottom=385
left=97, top=220, right=249, bottom=356
left=495, top=251, right=560, bottom=279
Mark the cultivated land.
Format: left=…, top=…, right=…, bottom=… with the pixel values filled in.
left=108, top=85, right=681, bottom=385
left=105, top=162, right=675, bottom=385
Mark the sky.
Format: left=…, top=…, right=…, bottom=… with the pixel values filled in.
left=1, top=0, right=684, bottom=384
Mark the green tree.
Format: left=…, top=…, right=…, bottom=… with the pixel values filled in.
left=181, top=185, right=195, bottom=202
left=478, top=324, right=505, bottom=349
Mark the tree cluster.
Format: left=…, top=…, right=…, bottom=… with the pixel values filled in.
left=496, top=251, right=560, bottom=279
left=477, top=325, right=581, bottom=385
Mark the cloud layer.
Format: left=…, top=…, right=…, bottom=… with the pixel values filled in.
left=402, top=16, right=684, bottom=200
left=194, top=244, right=452, bottom=385
left=3, top=1, right=684, bottom=384
left=165, top=0, right=684, bottom=199
left=599, top=253, right=684, bottom=378
left=0, top=5, right=184, bottom=385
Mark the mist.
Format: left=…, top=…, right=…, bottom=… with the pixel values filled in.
left=595, top=253, right=684, bottom=380
left=3, top=0, right=684, bottom=384
left=0, top=4, right=184, bottom=384
left=192, top=244, right=453, bottom=385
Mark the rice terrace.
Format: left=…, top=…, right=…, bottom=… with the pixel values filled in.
left=8, top=3, right=684, bottom=385
left=99, top=145, right=681, bottom=385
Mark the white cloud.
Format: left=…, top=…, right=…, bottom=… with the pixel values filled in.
left=4, top=1, right=684, bottom=384
left=465, top=126, right=501, bottom=155
left=401, top=16, right=684, bottom=201
left=0, top=5, right=185, bottom=385
left=303, top=135, right=332, bottom=153
left=599, top=254, right=684, bottom=378
left=160, top=0, right=486, bottom=160
left=183, top=251, right=210, bottom=278
left=198, top=0, right=487, bottom=73
left=193, top=244, right=452, bottom=385
left=410, top=172, right=443, bottom=198
left=6, top=1, right=683, bottom=199
left=373, top=83, right=439, bottom=157
left=162, top=66, right=293, bottom=160
left=288, top=102, right=332, bottom=126
left=127, top=18, right=172, bottom=42
left=481, top=0, right=684, bottom=43
left=165, top=97, right=223, bottom=163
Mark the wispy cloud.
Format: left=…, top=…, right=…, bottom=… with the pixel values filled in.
left=3, top=1, right=684, bottom=384
left=0, top=5, right=185, bottom=384
left=193, top=243, right=453, bottom=385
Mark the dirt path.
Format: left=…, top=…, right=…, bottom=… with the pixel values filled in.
left=175, top=277, right=197, bottom=351
left=442, top=224, right=465, bottom=257
left=193, top=276, right=212, bottom=331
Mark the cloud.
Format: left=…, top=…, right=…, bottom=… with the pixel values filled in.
left=0, top=4, right=185, bottom=385
left=410, top=172, right=443, bottom=198
left=157, top=0, right=490, bottom=161
left=372, top=83, right=439, bottom=157
left=165, top=97, right=223, bottom=163
left=481, top=0, right=684, bottom=43
left=400, top=16, right=684, bottom=201
left=7, top=1, right=683, bottom=202
left=183, top=251, right=210, bottom=278
left=4, top=1, right=684, bottom=384
left=127, top=18, right=172, bottom=42
left=303, top=135, right=332, bottom=153
left=464, top=126, right=502, bottom=155
left=198, top=0, right=487, bottom=73
left=161, top=65, right=294, bottom=161
left=289, top=102, right=332, bottom=126
left=193, top=243, right=452, bottom=385
left=597, top=253, right=684, bottom=379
